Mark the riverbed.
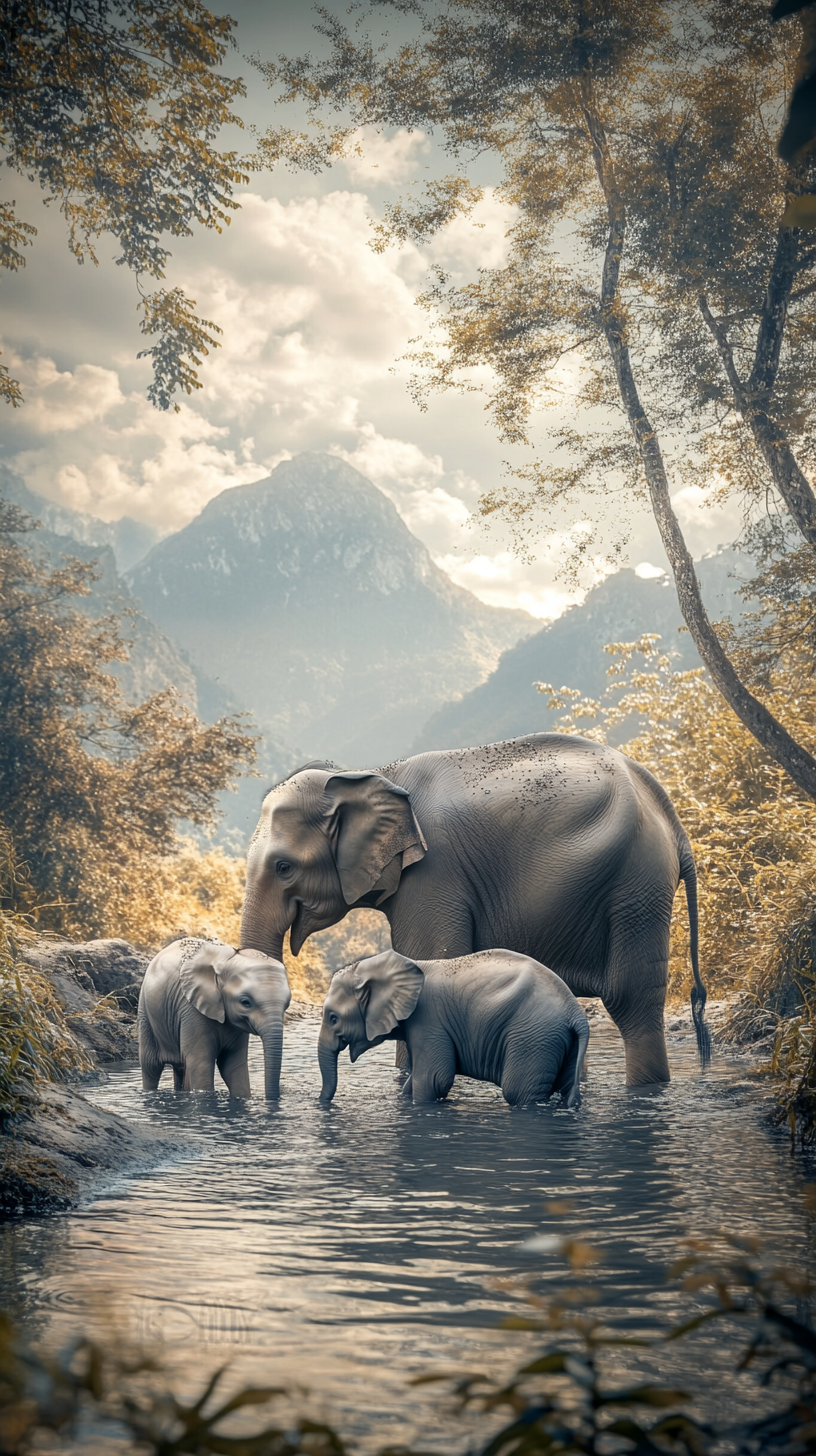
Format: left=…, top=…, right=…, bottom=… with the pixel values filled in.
left=1, top=1014, right=813, bottom=1447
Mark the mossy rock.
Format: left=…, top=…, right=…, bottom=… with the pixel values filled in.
left=0, top=1144, right=77, bottom=1218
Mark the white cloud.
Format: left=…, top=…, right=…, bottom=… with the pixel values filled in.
left=434, top=549, right=580, bottom=619
left=635, top=561, right=667, bottom=580
left=19, top=357, right=124, bottom=433
left=344, top=128, right=432, bottom=184
left=0, top=165, right=745, bottom=628
left=9, top=383, right=268, bottom=529
left=671, top=485, right=745, bottom=559
left=427, top=187, right=518, bottom=275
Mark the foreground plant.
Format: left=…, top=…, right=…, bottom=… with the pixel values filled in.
left=1, top=1229, right=815, bottom=1454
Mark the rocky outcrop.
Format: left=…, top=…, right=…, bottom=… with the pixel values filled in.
left=23, top=938, right=150, bottom=1062
left=1, top=938, right=186, bottom=1219
left=0, top=1083, right=190, bottom=1218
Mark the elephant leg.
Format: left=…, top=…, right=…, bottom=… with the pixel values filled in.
left=501, top=1045, right=554, bottom=1107
left=173, top=1064, right=186, bottom=1090
left=395, top=1038, right=410, bottom=1071
left=387, top=905, right=475, bottom=1066
left=138, top=1007, right=164, bottom=1089
left=603, top=921, right=671, bottom=1086
left=179, top=1023, right=217, bottom=1091
left=217, top=1043, right=251, bottom=1099
left=408, top=1034, right=456, bottom=1104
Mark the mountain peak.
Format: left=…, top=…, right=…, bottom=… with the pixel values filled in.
left=129, top=452, right=535, bottom=763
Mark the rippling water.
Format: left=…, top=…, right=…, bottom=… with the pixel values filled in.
left=1, top=1013, right=813, bottom=1446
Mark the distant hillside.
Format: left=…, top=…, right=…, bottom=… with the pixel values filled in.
left=413, top=551, right=753, bottom=752
left=1, top=469, right=296, bottom=849
left=128, top=453, right=537, bottom=765
left=1, top=468, right=158, bottom=573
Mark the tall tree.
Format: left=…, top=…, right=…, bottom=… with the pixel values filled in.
left=258, top=0, right=816, bottom=801
left=0, top=0, right=248, bottom=409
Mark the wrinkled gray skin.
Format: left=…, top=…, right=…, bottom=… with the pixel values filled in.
left=137, top=939, right=291, bottom=1098
left=318, top=948, right=590, bottom=1108
left=241, top=734, right=709, bottom=1087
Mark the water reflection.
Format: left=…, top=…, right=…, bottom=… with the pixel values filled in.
left=0, top=1016, right=813, bottom=1446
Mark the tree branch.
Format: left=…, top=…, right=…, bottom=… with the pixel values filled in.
left=750, top=227, right=798, bottom=397
left=580, top=107, right=816, bottom=802
left=699, top=294, right=816, bottom=545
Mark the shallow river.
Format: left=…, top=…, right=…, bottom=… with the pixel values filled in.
left=1, top=1013, right=814, bottom=1447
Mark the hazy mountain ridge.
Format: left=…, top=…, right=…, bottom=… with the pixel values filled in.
left=1, top=469, right=159, bottom=573
left=413, top=552, right=754, bottom=752
left=128, top=453, right=537, bottom=765
left=0, top=469, right=297, bottom=847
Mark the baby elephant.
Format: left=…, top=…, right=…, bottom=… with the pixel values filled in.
left=138, top=938, right=291, bottom=1098
left=318, top=948, right=589, bottom=1108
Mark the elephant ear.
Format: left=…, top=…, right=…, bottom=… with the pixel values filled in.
left=323, top=772, right=427, bottom=906
left=179, top=942, right=235, bottom=1023
left=352, top=950, right=425, bottom=1041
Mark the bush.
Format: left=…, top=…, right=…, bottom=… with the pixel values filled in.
left=0, top=500, right=256, bottom=940
left=0, top=832, right=90, bottom=1128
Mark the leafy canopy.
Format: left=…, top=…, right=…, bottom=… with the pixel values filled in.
left=0, top=0, right=249, bottom=409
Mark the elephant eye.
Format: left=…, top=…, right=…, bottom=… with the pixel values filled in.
left=329, top=1013, right=338, bottom=1026
left=239, top=997, right=253, bottom=1009
left=276, top=861, right=292, bottom=876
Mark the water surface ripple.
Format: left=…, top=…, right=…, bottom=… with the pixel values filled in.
left=1, top=1015, right=812, bottom=1446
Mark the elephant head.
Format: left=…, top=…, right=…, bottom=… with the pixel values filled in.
left=240, top=768, right=427, bottom=963
left=179, top=944, right=291, bottom=1099
left=317, top=950, right=425, bottom=1104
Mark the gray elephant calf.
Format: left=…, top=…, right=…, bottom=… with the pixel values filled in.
left=318, top=948, right=589, bottom=1108
left=138, top=939, right=290, bottom=1098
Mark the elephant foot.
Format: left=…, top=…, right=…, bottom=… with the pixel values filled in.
left=623, top=1034, right=670, bottom=1087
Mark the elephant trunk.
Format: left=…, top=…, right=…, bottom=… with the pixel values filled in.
left=318, top=1033, right=339, bottom=1105
left=261, top=1020, right=285, bottom=1101
left=239, top=916, right=285, bottom=963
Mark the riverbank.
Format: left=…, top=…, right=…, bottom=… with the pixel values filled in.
left=0, top=1081, right=195, bottom=1217
left=1, top=936, right=318, bottom=1219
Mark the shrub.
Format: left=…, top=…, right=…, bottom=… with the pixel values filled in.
left=0, top=500, right=256, bottom=940
left=0, top=830, right=90, bottom=1128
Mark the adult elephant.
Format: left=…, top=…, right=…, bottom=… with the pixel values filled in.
left=240, top=734, right=709, bottom=1086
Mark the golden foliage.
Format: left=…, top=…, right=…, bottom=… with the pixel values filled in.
left=0, top=501, right=257, bottom=940
left=0, top=830, right=90, bottom=1126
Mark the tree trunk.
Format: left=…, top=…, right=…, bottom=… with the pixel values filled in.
left=698, top=291, right=816, bottom=546
left=579, top=89, right=816, bottom=804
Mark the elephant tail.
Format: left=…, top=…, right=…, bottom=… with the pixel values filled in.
left=565, top=1012, right=590, bottom=1110
left=680, top=838, right=711, bottom=1068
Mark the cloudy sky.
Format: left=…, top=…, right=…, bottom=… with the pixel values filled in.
left=0, top=1, right=744, bottom=620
